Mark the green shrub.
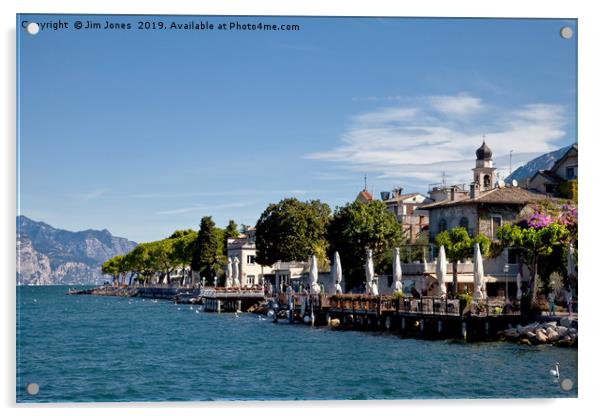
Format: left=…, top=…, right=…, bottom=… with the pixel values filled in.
left=456, top=292, right=473, bottom=304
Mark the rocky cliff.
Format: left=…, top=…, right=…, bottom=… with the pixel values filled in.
left=17, top=216, right=137, bottom=285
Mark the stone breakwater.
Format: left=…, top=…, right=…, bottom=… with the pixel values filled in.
left=498, top=318, right=577, bottom=347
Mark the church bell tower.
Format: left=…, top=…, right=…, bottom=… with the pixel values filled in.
left=472, top=140, right=496, bottom=191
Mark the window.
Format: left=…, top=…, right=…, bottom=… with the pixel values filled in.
left=459, top=217, right=469, bottom=231
left=491, top=215, right=502, bottom=239
left=247, top=275, right=255, bottom=285
left=508, top=248, right=518, bottom=265
left=483, top=175, right=491, bottom=189
left=566, top=165, right=577, bottom=180
left=247, top=255, right=256, bottom=264
left=438, top=219, right=447, bottom=234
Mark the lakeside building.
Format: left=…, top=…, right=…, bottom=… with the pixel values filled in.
left=419, top=141, right=557, bottom=298
left=379, top=188, right=432, bottom=242
left=227, top=226, right=308, bottom=292
left=527, top=143, right=578, bottom=197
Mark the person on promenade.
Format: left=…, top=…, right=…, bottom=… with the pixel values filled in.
left=547, top=292, right=556, bottom=316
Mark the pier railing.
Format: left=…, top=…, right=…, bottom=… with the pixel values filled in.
left=277, top=294, right=522, bottom=317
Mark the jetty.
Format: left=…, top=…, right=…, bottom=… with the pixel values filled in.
left=270, top=293, right=551, bottom=342
left=68, top=285, right=265, bottom=312
left=67, top=285, right=576, bottom=344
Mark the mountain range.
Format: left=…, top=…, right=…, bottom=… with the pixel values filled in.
left=17, top=215, right=137, bottom=285
left=505, top=145, right=573, bottom=185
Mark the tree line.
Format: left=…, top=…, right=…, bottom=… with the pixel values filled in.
left=102, top=219, right=239, bottom=286
left=103, top=197, right=577, bottom=305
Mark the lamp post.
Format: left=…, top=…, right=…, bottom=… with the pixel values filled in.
left=503, top=264, right=509, bottom=302
left=213, top=276, right=217, bottom=287
left=202, top=277, right=206, bottom=288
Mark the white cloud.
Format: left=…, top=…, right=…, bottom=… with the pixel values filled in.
left=74, top=188, right=109, bottom=201
left=428, top=94, right=484, bottom=117
left=156, top=202, right=255, bottom=216
left=306, top=94, right=569, bottom=190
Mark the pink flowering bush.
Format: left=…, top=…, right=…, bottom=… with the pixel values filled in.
left=528, top=211, right=554, bottom=229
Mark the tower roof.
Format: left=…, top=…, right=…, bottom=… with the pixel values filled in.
left=476, top=141, right=492, bottom=160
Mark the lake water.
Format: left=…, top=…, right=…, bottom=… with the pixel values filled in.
left=16, top=286, right=578, bottom=402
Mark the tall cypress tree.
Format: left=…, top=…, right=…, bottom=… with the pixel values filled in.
left=197, top=216, right=220, bottom=279
left=224, top=219, right=239, bottom=253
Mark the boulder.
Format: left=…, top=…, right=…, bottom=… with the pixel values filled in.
left=504, top=329, right=520, bottom=340
left=518, top=338, right=532, bottom=346
left=526, top=331, right=536, bottom=339
left=329, top=318, right=341, bottom=328
left=547, top=329, right=560, bottom=342
left=535, top=329, right=548, bottom=344
left=559, top=318, right=571, bottom=328
left=557, top=326, right=568, bottom=337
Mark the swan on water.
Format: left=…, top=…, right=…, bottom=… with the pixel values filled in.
left=550, top=362, right=560, bottom=379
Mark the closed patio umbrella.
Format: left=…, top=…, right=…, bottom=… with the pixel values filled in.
left=392, top=247, right=403, bottom=292
left=232, top=257, right=240, bottom=287
left=436, top=245, right=447, bottom=297
left=567, top=242, right=576, bottom=277
left=473, top=243, right=486, bottom=300
left=365, top=249, right=375, bottom=295
left=333, top=251, right=343, bottom=294
left=310, top=254, right=321, bottom=294
left=225, top=257, right=233, bottom=288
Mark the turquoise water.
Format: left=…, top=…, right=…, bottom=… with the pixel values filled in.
left=16, top=286, right=577, bottom=402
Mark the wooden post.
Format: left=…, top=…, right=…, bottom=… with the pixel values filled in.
left=462, top=321, right=467, bottom=340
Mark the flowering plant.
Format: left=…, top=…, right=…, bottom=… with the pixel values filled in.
left=528, top=211, right=553, bottom=229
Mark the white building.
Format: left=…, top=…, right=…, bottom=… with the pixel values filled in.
left=227, top=227, right=272, bottom=287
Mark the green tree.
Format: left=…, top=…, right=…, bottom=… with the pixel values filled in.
left=435, top=227, right=491, bottom=295
left=255, top=198, right=331, bottom=266
left=328, top=200, right=403, bottom=290
left=224, top=220, right=239, bottom=249
left=101, top=257, right=120, bottom=285
left=497, top=222, right=570, bottom=304
left=194, top=216, right=223, bottom=280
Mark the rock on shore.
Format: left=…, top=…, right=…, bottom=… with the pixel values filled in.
left=498, top=320, right=577, bottom=347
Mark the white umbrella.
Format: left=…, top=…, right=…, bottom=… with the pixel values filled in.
left=436, top=245, right=447, bottom=297
left=567, top=242, right=575, bottom=277
left=392, top=247, right=403, bottom=292
left=225, top=257, right=233, bottom=288
left=333, top=252, right=343, bottom=294
left=365, top=249, right=375, bottom=295
left=473, top=243, right=486, bottom=300
left=232, top=257, right=240, bottom=287
left=310, top=254, right=321, bottom=294
left=372, top=279, right=379, bottom=296
left=516, top=273, right=522, bottom=299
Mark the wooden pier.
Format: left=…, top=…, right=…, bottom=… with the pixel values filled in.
left=201, top=288, right=265, bottom=312
left=273, top=293, right=529, bottom=342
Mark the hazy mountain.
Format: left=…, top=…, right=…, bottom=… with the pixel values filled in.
left=506, top=145, right=572, bottom=185
left=16, top=216, right=137, bottom=285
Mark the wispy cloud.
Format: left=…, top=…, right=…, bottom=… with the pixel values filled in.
left=156, top=202, right=255, bottom=216
left=133, top=189, right=309, bottom=199
left=306, top=94, right=568, bottom=190
left=74, top=188, right=109, bottom=201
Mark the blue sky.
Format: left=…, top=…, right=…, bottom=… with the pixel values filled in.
left=17, top=15, right=577, bottom=242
